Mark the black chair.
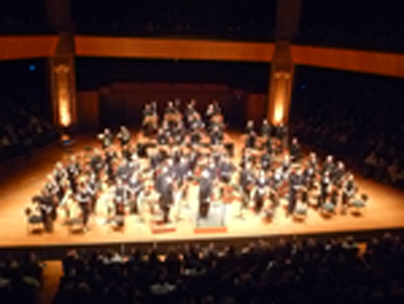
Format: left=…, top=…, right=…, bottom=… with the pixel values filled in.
left=25, top=207, right=43, bottom=234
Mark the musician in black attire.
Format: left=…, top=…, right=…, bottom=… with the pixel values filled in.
left=32, top=188, right=54, bottom=232
left=245, top=129, right=257, bottom=149
left=252, top=170, right=268, bottom=213
left=198, top=169, right=213, bottom=219
left=128, top=172, right=143, bottom=214
left=219, top=154, right=235, bottom=184
left=239, top=163, right=255, bottom=208
left=260, top=151, right=272, bottom=172
left=245, top=120, right=254, bottom=135
left=97, top=128, right=113, bottom=150
left=322, top=155, right=335, bottom=176
left=288, top=168, right=303, bottom=217
left=341, top=173, right=356, bottom=214
left=113, top=179, right=129, bottom=221
left=261, top=119, right=272, bottom=138
left=210, top=125, right=223, bottom=146
left=117, top=125, right=131, bottom=150
left=319, top=171, right=332, bottom=207
left=157, top=128, right=169, bottom=146
left=66, top=156, right=80, bottom=194
left=90, top=149, right=104, bottom=181
left=331, top=161, right=346, bottom=188
left=75, top=180, right=93, bottom=232
left=158, top=174, right=175, bottom=223
left=290, top=137, right=302, bottom=163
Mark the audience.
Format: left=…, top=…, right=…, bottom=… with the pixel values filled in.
left=0, top=1, right=53, bottom=34
left=50, top=233, right=404, bottom=304
left=0, top=96, right=58, bottom=163
left=0, top=252, right=44, bottom=304
left=72, top=0, right=275, bottom=41
left=296, top=0, right=404, bottom=53
left=291, top=68, right=404, bottom=189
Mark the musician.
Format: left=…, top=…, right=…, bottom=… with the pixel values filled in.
left=261, top=119, right=272, bottom=139
left=143, top=103, right=157, bottom=136
left=53, top=162, right=67, bottom=186
left=113, top=179, right=129, bottom=216
left=281, top=154, right=292, bottom=180
left=66, top=156, right=80, bottom=194
left=251, top=170, right=268, bottom=213
left=290, top=137, right=302, bottom=163
left=90, top=149, right=104, bottom=180
left=97, top=128, right=113, bottom=150
left=32, top=188, right=54, bottom=232
left=319, top=171, right=332, bottom=207
left=245, top=129, right=257, bottom=149
left=75, top=180, right=94, bottom=232
left=239, top=163, right=256, bottom=206
left=189, top=128, right=202, bottom=145
left=87, top=172, right=100, bottom=213
left=104, top=149, right=118, bottom=184
left=158, top=174, right=175, bottom=223
left=263, top=137, right=274, bottom=155
left=322, top=155, right=335, bottom=176
left=303, top=163, right=316, bottom=191
left=308, top=152, right=318, bottom=172
left=127, top=172, right=143, bottom=214
left=260, top=151, right=272, bottom=172
left=288, top=167, right=303, bottom=217
left=199, top=169, right=213, bottom=219
left=219, top=154, right=235, bottom=184
left=210, top=125, right=223, bottom=146
left=117, top=125, right=131, bottom=149
left=157, top=128, right=169, bottom=146
left=331, top=161, right=346, bottom=188
left=274, top=123, right=287, bottom=152
left=45, top=175, right=60, bottom=220
left=240, top=149, right=254, bottom=169
left=341, top=173, right=356, bottom=214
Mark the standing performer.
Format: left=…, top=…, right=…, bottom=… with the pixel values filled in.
left=117, top=125, right=131, bottom=150
left=198, top=169, right=213, bottom=219
left=158, top=174, right=175, bottom=224
left=260, top=119, right=272, bottom=139
left=341, top=173, right=356, bottom=214
left=210, top=125, right=223, bottom=146
left=75, top=179, right=94, bottom=232
left=32, top=188, right=54, bottom=233
left=290, top=138, right=302, bottom=163
left=251, top=170, right=268, bottom=213
left=127, top=172, right=143, bottom=214
left=288, top=168, right=303, bottom=217
left=97, top=128, right=114, bottom=150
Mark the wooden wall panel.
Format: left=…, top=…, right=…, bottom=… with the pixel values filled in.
left=76, top=91, right=99, bottom=131
left=0, top=36, right=59, bottom=60
left=75, top=36, right=275, bottom=62
left=291, top=45, right=404, bottom=78
left=246, top=93, right=267, bottom=125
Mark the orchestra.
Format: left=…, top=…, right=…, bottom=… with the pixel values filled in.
left=31, top=99, right=365, bottom=234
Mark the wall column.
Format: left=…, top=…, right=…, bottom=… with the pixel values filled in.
left=267, top=0, right=301, bottom=125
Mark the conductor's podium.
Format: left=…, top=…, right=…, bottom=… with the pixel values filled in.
left=193, top=201, right=228, bottom=234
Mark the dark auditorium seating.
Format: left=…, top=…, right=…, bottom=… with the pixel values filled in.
left=291, top=67, right=404, bottom=189
left=51, top=233, right=404, bottom=304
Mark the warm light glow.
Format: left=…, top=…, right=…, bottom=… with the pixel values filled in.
left=59, top=97, right=71, bottom=127
left=55, top=64, right=72, bottom=127
left=274, top=104, right=284, bottom=124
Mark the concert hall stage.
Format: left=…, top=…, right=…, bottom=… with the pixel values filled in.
left=1, top=132, right=404, bottom=257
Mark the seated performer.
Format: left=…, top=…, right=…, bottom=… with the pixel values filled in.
left=32, top=188, right=54, bottom=233
left=288, top=167, right=304, bottom=217
left=260, top=150, right=272, bottom=172
left=251, top=170, right=268, bottom=213
left=97, top=128, right=113, bottom=150
left=116, top=125, right=131, bottom=149
left=261, top=119, right=272, bottom=139
left=128, top=171, right=143, bottom=214
left=210, top=125, right=223, bottom=146
left=245, top=129, right=257, bottom=149
left=341, top=173, right=356, bottom=214
left=290, top=137, right=302, bottom=163
left=142, top=103, right=158, bottom=136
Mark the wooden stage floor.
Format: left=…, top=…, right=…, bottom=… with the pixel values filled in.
left=0, top=132, right=403, bottom=249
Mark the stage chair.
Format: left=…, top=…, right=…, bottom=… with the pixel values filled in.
left=25, top=207, right=43, bottom=234
left=107, top=206, right=125, bottom=232
left=321, top=201, right=336, bottom=218
left=293, top=203, right=308, bottom=222
left=350, top=194, right=368, bottom=216
left=66, top=217, right=84, bottom=234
